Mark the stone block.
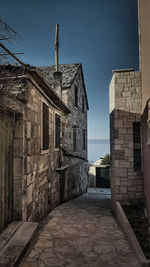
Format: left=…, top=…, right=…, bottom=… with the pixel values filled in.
left=119, top=161, right=130, bottom=168
left=13, top=158, right=23, bottom=177
left=27, top=121, right=31, bottom=138
left=115, top=150, right=125, bottom=160
left=14, top=139, right=23, bottom=157
left=27, top=173, right=32, bottom=186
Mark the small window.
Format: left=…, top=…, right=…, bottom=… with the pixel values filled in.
left=134, top=149, right=141, bottom=172
left=82, top=95, right=84, bottom=114
left=133, top=122, right=141, bottom=172
left=83, top=129, right=86, bottom=150
left=73, top=127, right=76, bottom=151
left=55, top=114, right=61, bottom=148
left=75, top=85, right=78, bottom=108
left=42, top=103, right=49, bottom=150
left=133, top=122, right=141, bottom=143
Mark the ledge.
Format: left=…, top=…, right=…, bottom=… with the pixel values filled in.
left=116, top=201, right=150, bottom=267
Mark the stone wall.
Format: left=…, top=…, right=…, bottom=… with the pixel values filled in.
left=61, top=69, right=88, bottom=198
left=109, top=70, right=144, bottom=211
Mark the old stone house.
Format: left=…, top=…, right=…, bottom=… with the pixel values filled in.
left=0, top=63, right=89, bottom=231
left=109, top=0, right=150, bottom=222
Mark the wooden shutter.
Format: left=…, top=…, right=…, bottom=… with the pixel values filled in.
left=43, top=103, right=49, bottom=150
left=55, top=114, right=60, bottom=148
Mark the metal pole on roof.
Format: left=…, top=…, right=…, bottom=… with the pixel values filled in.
left=55, top=24, right=59, bottom=71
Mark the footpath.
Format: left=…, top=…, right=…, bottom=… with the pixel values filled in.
left=20, top=190, right=139, bottom=267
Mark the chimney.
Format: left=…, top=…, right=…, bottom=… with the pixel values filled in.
left=53, top=24, right=62, bottom=99
left=53, top=71, right=62, bottom=99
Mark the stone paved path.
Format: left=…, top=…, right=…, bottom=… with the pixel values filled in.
left=21, top=193, right=139, bottom=267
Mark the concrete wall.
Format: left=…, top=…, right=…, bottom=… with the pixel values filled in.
left=139, top=0, right=150, bottom=224
left=109, top=70, right=144, bottom=211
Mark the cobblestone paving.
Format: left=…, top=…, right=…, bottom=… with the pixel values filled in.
left=21, top=193, right=139, bottom=267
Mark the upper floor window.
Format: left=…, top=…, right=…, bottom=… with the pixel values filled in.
left=83, top=129, right=86, bottom=150
left=133, top=122, right=141, bottom=172
left=75, top=85, right=78, bottom=108
left=133, top=122, right=141, bottom=143
left=55, top=114, right=61, bottom=148
left=82, top=95, right=84, bottom=114
left=42, top=102, right=49, bottom=150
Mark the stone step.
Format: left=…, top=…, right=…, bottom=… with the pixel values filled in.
left=0, top=222, right=39, bottom=267
left=0, top=221, right=23, bottom=252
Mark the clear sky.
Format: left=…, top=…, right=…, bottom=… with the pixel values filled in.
left=0, top=0, right=139, bottom=139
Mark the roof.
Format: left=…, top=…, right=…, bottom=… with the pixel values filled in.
left=37, top=63, right=89, bottom=110
left=37, top=63, right=80, bottom=88
left=0, top=65, right=71, bottom=113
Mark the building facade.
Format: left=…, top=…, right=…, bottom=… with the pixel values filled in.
left=109, top=0, right=150, bottom=220
left=138, top=0, right=150, bottom=224
left=0, top=63, right=89, bottom=231
left=109, top=69, right=144, bottom=211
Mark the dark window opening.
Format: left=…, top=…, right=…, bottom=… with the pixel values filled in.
left=133, top=122, right=141, bottom=172
left=83, top=129, right=86, bottom=150
left=134, top=149, right=141, bottom=172
left=43, top=103, right=49, bottom=150
left=133, top=122, right=141, bottom=143
left=82, top=95, right=84, bottom=113
left=73, top=127, right=76, bottom=151
left=55, top=114, right=61, bottom=148
left=75, top=85, right=78, bottom=108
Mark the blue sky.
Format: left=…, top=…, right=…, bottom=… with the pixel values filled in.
left=0, top=0, right=139, bottom=139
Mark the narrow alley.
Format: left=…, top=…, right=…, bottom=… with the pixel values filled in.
left=21, top=190, right=139, bottom=267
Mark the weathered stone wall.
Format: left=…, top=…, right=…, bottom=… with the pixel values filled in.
left=22, top=78, right=61, bottom=221
left=62, top=69, right=88, bottom=197
left=109, top=71, right=144, bottom=210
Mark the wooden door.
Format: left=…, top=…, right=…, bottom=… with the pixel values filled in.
left=0, top=111, right=14, bottom=231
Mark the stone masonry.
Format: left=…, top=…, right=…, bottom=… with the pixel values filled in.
left=109, top=70, right=144, bottom=211
left=0, top=64, right=89, bottom=225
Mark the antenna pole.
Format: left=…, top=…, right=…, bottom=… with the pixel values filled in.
left=55, top=24, right=59, bottom=71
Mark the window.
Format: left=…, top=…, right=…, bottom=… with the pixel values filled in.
left=133, top=122, right=141, bottom=143
left=133, top=122, right=141, bottom=172
left=134, top=149, right=141, bottom=172
left=82, top=95, right=84, bottom=114
left=73, top=127, right=76, bottom=151
left=75, top=85, right=78, bottom=108
left=83, top=129, right=86, bottom=150
left=55, top=114, right=61, bottom=148
left=42, top=102, right=49, bottom=150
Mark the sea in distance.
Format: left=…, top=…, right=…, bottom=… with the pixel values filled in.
left=88, top=139, right=110, bottom=163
